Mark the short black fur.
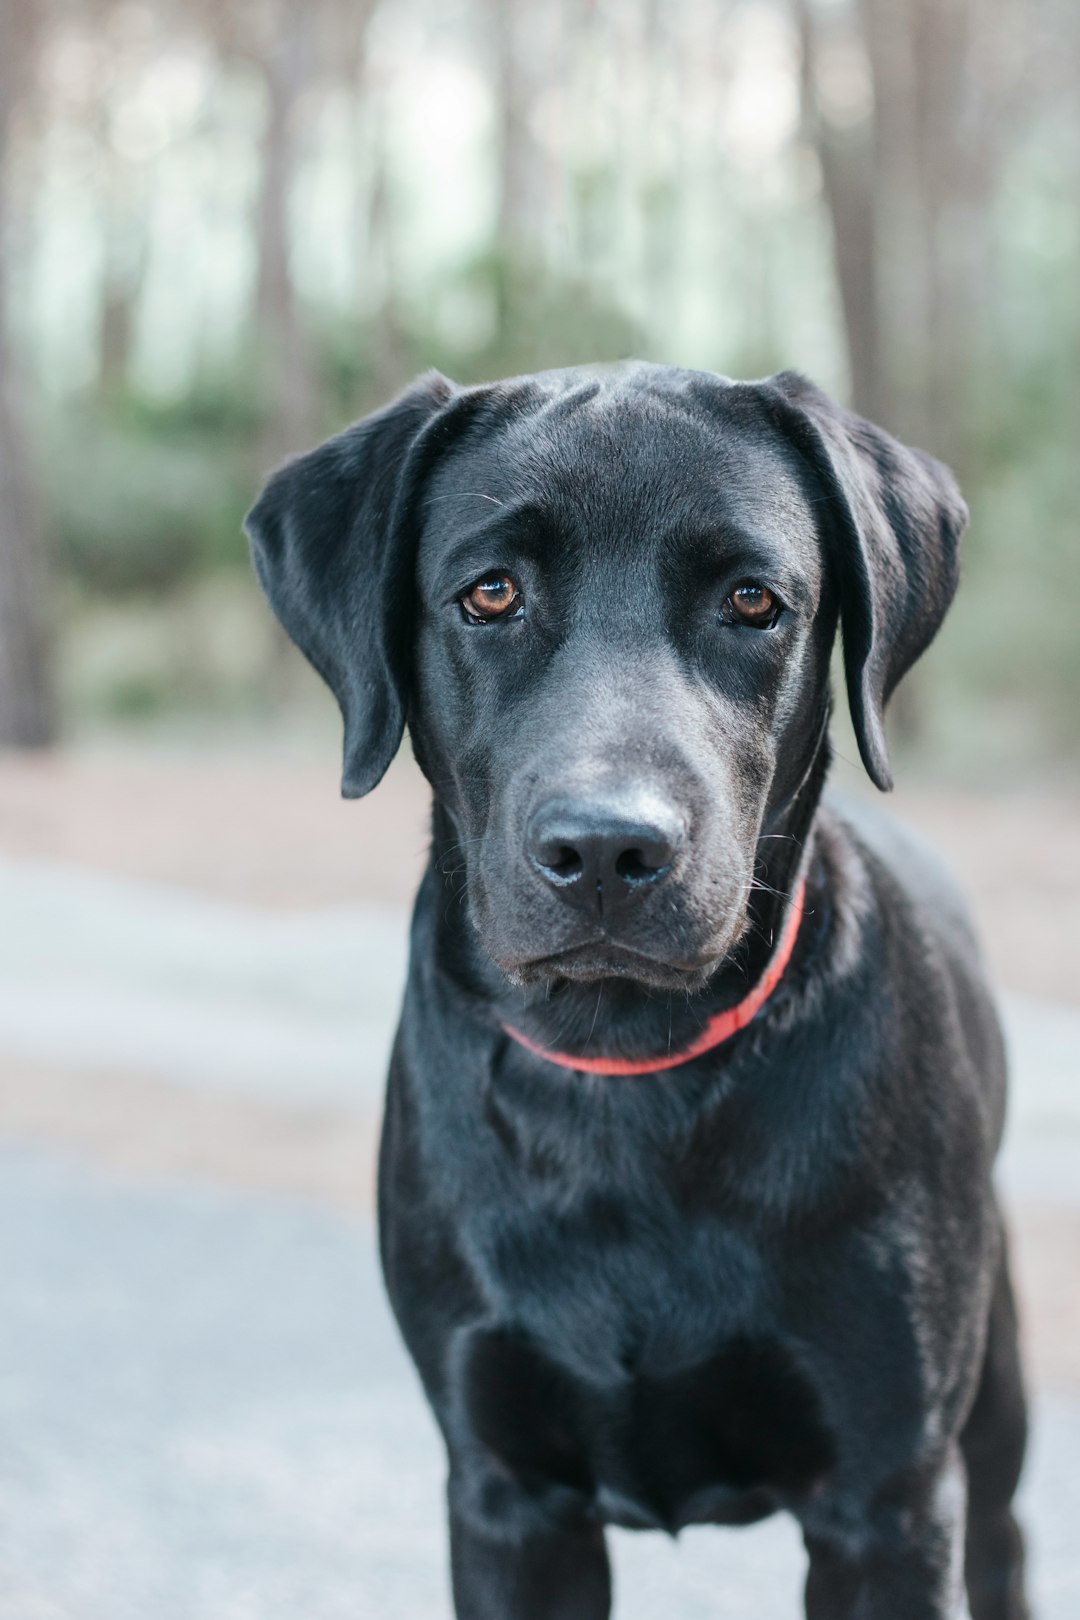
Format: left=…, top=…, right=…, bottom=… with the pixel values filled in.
left=247, top=362, right=1028, bottom=1620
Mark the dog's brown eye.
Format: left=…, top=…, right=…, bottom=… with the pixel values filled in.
left=723, top=582, right=780, bottom=627
left=461, top=575, right=523, bottom=624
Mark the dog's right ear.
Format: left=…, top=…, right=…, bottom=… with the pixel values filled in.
left=757, top=372, right=967, bottom=792
left=245, top=372, right=455, bottom=798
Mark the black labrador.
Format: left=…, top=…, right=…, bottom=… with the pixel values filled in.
left=246, top=364, right=1029, bottom=1620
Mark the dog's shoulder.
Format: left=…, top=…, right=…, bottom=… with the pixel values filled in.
left=819, top=789, right=1007, bottom=1145
left=821, top=790, right=980, bottom=956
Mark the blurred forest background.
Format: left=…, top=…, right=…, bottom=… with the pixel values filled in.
left=0, top=0, right=1077, bottom=778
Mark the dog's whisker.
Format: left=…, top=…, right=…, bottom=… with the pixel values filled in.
left=421, top=490, right=504, bottom=508
left=585, top=986, right=604, bottom=1052
left=749, top=877, right=795, bottom=902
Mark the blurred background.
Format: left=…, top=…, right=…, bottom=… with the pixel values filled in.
left=0, top=1, right=1078, bottom=1616
left=1, top=0, right=1079, bottom=763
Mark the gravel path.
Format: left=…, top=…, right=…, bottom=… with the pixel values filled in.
left=2, top=1146, right=1078, bottom=1620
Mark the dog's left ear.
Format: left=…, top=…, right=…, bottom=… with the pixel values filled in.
left=761, top=371, right=968, bottom=791
left=245, top=372, right=455, bottom=798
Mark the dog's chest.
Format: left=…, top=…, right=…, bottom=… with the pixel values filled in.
left=455, top=1194, right=837, bottom=1529
left=461, top=1318, right=835, bottom=1531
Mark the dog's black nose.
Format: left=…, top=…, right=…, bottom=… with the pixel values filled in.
left=526, top=797, right=683, bottom=912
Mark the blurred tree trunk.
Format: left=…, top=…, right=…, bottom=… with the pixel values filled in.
left=252, top=5, right=318, bottom=462
left=367, top=106, right=408, bottom=396
left=640, top=0, right=680, bottom=327
left=341, top=3, right=404, bottom=394
left=794, top=0, right=1021, bottom=746
left=491, top=0, right=542, bottom=333
left=0, top=0, right=54, bottom=748
left=99, top=152, right=146, bottom=396
left=794, top=0, right=883, bottom=422
left=796, top=0, right=1016, bottom=463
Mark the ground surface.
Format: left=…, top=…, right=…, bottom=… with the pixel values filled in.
left=3, top=1146, right=1078, bottom=1620
left=1, top=746, right=1078, bottom=1617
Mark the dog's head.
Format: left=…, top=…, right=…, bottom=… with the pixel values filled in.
left=246, top=365, right=965, bottom=991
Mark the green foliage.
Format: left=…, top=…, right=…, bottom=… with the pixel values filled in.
left=439, top=251, right=644, bottom=383
left=45, top=264, right=646, bottom=730
left=318, top=254, right=643, bottom=415
left=44, top=389, right=260, bottom=597
left=40, top=217, right=1080, bottom=767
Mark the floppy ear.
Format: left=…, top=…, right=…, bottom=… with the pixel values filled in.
left=245, top=372, right=454, bottom=797
left=761, top=371, right=969, bottom=791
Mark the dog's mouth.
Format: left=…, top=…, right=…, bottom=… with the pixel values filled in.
left=503, top=939, right=723, bottom=993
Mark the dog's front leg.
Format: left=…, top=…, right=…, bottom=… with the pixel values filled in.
left=802, top=1448, right=969, bottom=1620
left=447, top=1474, right=611, bottom=1620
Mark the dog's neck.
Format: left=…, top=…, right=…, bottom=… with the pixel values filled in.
left=426, top=727, right=833, bottom=1070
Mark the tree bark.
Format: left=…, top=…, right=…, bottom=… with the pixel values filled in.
left=0, top=0, right=54, bottom=748
left=99, top=148, right=146, bottom=396
left=794, top=0, right=1028, bottom=750
left=491, top=0, right=544, bottom=333
left=252, top=4, right=318, bottom=461
left=492, top=0, right=537, bottom=256
left=794, top=0, right=883, bottom=421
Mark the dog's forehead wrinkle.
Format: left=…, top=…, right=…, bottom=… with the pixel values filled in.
left=539, top=428, right=814, bottom=568
left=423, top=393, right=824, bottom=599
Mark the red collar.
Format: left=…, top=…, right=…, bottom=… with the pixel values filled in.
left=502, top=877, right=807, bottom=1076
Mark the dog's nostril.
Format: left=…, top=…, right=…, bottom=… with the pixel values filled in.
left=547, top=845, right=583, bottom=880
left=615, top=848, right=665, bottom=883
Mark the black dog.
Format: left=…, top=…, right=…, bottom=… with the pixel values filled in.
left=247, top=364, right=1029, bottom=1619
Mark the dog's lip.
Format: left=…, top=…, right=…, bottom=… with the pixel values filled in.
left=504, top=938, right=722, bottom=987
